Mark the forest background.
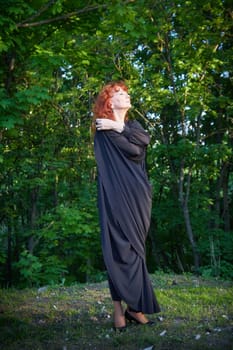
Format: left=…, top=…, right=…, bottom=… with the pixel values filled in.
left=0, top=0, right=232, bottom=288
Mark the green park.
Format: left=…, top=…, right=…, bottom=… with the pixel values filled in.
left=0, top=1, right=232, bottom=349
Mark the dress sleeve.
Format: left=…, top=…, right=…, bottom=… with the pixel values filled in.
left=122, top=120, right=150, bottom=146
left=106, top=120, right=149, bottom=161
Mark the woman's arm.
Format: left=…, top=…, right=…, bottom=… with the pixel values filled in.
left=95, top=119, right=150, bottom=146
left=122, top=120, right=150, bottom=146
left=96, top=119, right=149, bottom=160
left=108, top=130, right=145, bottom=159
left=95, top=119, right=125, bottom=133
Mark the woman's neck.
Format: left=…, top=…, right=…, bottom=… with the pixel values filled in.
left=113, top=109, right=128, bottom=122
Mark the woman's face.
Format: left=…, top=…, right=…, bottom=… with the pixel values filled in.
left=110, top=87, right=131, bottom=110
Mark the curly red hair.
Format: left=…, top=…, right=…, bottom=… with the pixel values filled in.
left=92, top=81, right=129, bottom=128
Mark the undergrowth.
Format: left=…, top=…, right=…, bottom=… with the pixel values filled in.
left=0, top=273, right=232, bottom=350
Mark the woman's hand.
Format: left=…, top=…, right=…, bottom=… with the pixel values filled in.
left=95, top=119, right=125, bottom=133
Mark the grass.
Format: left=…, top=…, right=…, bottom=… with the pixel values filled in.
left=0, top=273, right=232, bottom=350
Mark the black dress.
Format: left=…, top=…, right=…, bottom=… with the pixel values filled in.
left=94, top=120, right=160, bottom=314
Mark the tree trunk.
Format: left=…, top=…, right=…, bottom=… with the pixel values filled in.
left=222, top=162, right=231, bottom=232
left=53, top=174, right=59, bottom=207
left=175, top=249, right=185, bottom=273
left=182, top=201, right=200, bottom=272
left=179, top=164, right=200, bottom=272
left=28, top=187, right=39, bottom=254
left=6, top=222, right=12, bottom=286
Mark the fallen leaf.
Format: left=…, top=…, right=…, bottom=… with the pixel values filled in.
left=159, top=330, right=167, bottom=336
left=37, top=286, right=48, bottom=293
left=213, top=327, right=222, bottom=332
left=38, top=319, right=46, bottom=324
left=90, top=316, right=98, bottom=321
left=222, top=315, right=228, bottom=319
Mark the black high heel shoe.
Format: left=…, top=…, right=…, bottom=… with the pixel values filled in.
left=113, top=314, right=127, bottom=332
left=125, top=310, right=155, bottom=325
left=113, top=325, right=127, bottom=332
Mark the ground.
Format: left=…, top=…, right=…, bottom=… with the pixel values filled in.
left=0, top=273, right=232, bottom=349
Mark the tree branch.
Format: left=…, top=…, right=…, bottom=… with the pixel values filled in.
left=16, top=4, right=107, bottom=28
left=20, top=0, right=57, bottom=24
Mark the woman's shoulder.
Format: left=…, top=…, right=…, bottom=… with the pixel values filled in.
left=126, top=119, right=143, bottom=129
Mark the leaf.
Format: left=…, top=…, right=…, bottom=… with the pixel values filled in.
left=159, top=330, right=167, bottom=336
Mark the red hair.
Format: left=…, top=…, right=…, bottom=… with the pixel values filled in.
left=92, top=81, right=129, bottom=129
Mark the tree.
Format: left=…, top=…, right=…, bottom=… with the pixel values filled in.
left=0, top=0, right=232, bottom=287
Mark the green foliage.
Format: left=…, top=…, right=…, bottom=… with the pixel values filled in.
left=198, top=229, right=233, bottom=279
left=200, top=261, right=233, bottom=280
left=37, top=200, right=101, bottom=284
left=14, top=250, right=68, bottom=287
left=0, top=0, right=232, bottom=287
left=14, top=251, right=42, bottom=287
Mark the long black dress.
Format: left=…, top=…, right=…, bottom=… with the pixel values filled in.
left=94, top=120, right=160, bottom=314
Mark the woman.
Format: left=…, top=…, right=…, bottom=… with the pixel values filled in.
left=93, top=81, right=160, bottom=331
